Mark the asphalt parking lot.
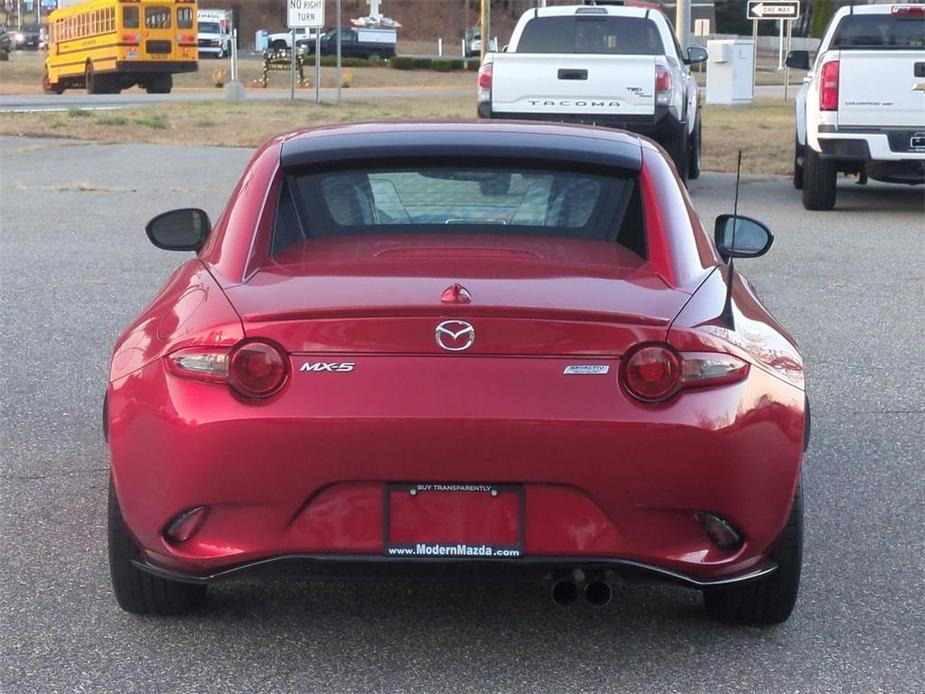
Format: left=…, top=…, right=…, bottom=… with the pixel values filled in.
left=1, top=137, right=923, bottom=693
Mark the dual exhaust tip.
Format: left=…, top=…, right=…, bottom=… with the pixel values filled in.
left=552, top=579, right=612, bottom=607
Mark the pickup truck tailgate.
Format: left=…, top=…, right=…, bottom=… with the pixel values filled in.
left=839, top=51, right=925, bottom=128
left=491, top=53, right=655, bottom=116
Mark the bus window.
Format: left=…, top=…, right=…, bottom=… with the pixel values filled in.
left=146, top=7, right=171, bottom=29
left=123, top=6, right=139, bottom=29
left=177, top=8, right=194, bottom=30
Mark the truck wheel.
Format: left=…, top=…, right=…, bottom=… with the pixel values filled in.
left=802, top=147, right=837, bottom=210
left=687, top=118, right=702, bottom=181
left=704, top=481, right=803, bottom=625
left=108, top=478, right=207, bottom=615
left=792, top=133, right=804, bottom=190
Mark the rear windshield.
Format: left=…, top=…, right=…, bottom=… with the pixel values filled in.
left=272, top=164, right=644, bottom=258
left=517, top=16, right=664, bottom=55
left=831, top=15, right=925, bottom=49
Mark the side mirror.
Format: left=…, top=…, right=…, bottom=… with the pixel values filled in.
left=145, top=208, right=211, bottom=252
left=714, top=214, right=774, bottom=260
left=785, top=50, right=810, bottom=70
left=686, top=46, right=708, bottom=65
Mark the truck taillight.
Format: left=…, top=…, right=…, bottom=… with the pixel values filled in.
left=477, top=62, right=492, bottom=101
left=655, top=65, right=671, bottom=105
left=820, top=60, right=839, bottom=111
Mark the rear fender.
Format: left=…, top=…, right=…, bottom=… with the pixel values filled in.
left=109, top=260, right=244, bottom=383
left=668, top=268, right=805, bottom=392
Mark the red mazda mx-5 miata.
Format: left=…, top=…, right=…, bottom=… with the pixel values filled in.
left=106, top=122, right=807, bottom=624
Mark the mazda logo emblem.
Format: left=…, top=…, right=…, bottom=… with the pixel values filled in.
left=435, top=320, right=475, bottom=352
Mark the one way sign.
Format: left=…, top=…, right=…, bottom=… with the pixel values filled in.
left=747, top=1, right=801, bottom=20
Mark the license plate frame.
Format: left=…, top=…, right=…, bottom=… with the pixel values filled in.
left=383, top=483, right=525, bottom=559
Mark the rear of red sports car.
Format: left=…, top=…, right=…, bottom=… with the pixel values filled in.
left=107, top=123, right=806, bottom=624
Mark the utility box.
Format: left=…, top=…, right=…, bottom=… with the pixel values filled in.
left=255, top=30, right=269, bottom=53
left=706, top=39, right=754, bottom=105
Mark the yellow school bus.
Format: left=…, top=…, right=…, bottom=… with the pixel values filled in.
left=44, top=0, right=198, bottom=95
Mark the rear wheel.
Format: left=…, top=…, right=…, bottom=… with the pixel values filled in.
left=802, top=147, right=837, bottom=210
left=792, top=133, right=804, bottom=190
left=687, top=118, right=702, bottom=181
left=85, top=62, right=99, bottom=94
left=108, top=477, right=207, bottom=615
left=145, top=74, right=173, bottom=94
left=704, top=481, right=803, bottom=625
left=664, top=127, right=689, bottom=186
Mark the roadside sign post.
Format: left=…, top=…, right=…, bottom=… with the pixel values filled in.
left=288, top=0, right=326, bottom=104
left=746, top=1, right=800, bottom=101
left=336, top=0, right=343, bottom=104
left=315, top=32, right=321, bottom=105
left=290, top=29, right=296, bottom=102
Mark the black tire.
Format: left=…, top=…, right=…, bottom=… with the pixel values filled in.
left=704, top=481, right=803, bottom=625
left=145, top=74, right=173, bottom=95
left=664, top=127, right=689, bottom=186
left=687, top=118, right=702, bottom=181
left=802, top=147, right=837, bottom=210
left=792, top=133, right=804, bottom=190
left=85, top=62, right=100, bottom=95
left=108, top=478, right=207, bottom=615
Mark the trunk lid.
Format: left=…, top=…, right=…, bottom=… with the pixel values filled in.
left=490, top=53, right=656, bottom=117
left=226, top=236, right=690, bottom=356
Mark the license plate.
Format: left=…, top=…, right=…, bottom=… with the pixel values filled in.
left=384, top=483, right=524, bottom=559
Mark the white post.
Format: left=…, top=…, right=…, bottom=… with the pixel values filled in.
left=752, top=20, right=758, bottom=100
left=777, top=19, right=784, bottom=70
left=336, top=0, right=342, bottom=105
left=438, top=38, right=443, bottom=56
left=17, top=0, right=22, bottom=30
left=315, top=31, right=321, bottom=105
left=290, top=28, right=296, bottom=102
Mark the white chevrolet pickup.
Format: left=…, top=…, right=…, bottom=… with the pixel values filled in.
left=477, top=4, right=707, bottom=183
left=788, top=4, right=925, bottom=210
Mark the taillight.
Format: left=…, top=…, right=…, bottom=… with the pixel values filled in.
left=121, top=33, right=139, bottom=43
left=622, top=344, right=681, bottom=401
left=621, top=344, right=749, bottom=403
left=164, top=340, right=289, bottom=399
left=228, top=340, right=288, bottom=398
left=478, top=62, right=493, bottom=101
left=178, top=33, right=195, bottom=43
left=655, top=65, right=672, bottom=105
left=819, top=60, right=839, bottom=111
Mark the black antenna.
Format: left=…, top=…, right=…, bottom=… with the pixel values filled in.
left=720, top=151, right=743, bottom=330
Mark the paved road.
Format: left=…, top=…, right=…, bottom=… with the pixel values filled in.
left=1, top=138, right=923, bottom=693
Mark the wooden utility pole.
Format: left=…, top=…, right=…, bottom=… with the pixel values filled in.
left=480, top=0, right=490, bottom=64
left=675, top=0, right=690, bottom=53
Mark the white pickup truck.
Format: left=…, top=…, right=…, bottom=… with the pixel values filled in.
left=477, top=4, right=707, bottom=182
left=788, top=4, right=925, bottom=210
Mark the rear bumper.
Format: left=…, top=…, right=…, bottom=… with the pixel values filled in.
left=479, top=104, right=684, bottom=144
left=133, top=553, right=778, bottom=589
left=815, top=128, right=925, bottom=162
left=115, top=61, right=198, bottom=74
left=109, top=356, right=804, bottom=584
